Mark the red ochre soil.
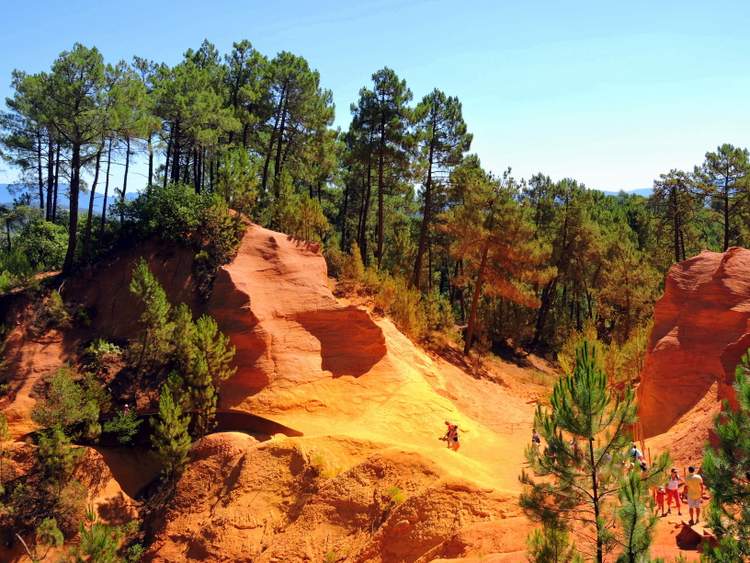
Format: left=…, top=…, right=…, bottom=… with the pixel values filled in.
left=1, top=224, right=730, bottom=562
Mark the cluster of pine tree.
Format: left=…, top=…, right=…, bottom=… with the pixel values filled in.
left=0, top=259, right=235, bottom=559
left=1, top=39, right=748, bottom=357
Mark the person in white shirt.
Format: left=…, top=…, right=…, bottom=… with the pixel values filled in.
left=665, top=468, right=682, bottom=516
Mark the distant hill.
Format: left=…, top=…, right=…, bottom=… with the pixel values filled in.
left=0, top=183, right=138, bottom=213
left=600, top=187, right=652, bottom=197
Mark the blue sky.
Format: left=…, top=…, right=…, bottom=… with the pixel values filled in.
left=1, top=0, right=749, bottom=190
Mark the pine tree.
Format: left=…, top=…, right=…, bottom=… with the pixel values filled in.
left=150, top=385, right=192, bottom=480
left=526, top=518, right=581, bottom=563
left=615, top=471, right=657, bottom=563
left=650, top=169, right=701, bottom=262
left=412, top=89, right=472, bottom=289
left=185, top=315, right=236, bottom=437
left=702, top=350, right=750, bottom=560
left=129, top=258, right=173, bottom=371
left=371, top=67, right=412, bottom=268
left=695, top=144, right=750, bottom=251
left=442, top=158, right=554, bottom=354
left=37, top=426, right=81, bottom=488
left=42, top=44, right=108, bottom=273
left=520, top=341, right=668, bottom=563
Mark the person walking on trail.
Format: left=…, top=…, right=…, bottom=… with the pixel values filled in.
left=442, top=421, right=461, bottom=452
left=685, top=466, right=704, bottom=525
left=630, top=443, right=644, bottom=462
left=666, top=468, right=682, bottom=516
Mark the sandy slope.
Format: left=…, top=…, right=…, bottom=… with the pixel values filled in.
left=0, top=223, right=712, bottom=561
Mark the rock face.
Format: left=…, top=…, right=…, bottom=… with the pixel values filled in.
left=638, top=247, right=750, bottom=437
left=0, top=222, right=540, bottom=561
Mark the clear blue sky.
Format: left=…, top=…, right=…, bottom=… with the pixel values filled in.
left=1, top=0, right=749, bottom=190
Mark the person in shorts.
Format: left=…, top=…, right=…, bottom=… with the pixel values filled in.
left=685, top=466, right=704, bottom=525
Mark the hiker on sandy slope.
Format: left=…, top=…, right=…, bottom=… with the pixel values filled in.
left=442, top=421, right=461, bottom=452
left=685, top=466, right=704, bottom=525
left=531, top=429, right=541, bottom=448
left=666, top=467, right=682, bottom=516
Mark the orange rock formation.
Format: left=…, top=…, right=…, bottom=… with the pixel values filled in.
left=638, top=247, right=750, bottom=438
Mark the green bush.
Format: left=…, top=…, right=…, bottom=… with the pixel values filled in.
left=16, top=219, right=67, bottom=271
left=103, top=410, right=142, bottom=445
left=32, top=291, right=71, bottom=333
left=0, top=247, right=34, bottom=289
left=120, top=184, right=244, bottom=299
left=341, top=242, right=365, bottom=284
left=82, top=338, right=122, bottom=374
left=323, top=243, right=346, bottom=279
left=32, top=368, right=109, bottom=440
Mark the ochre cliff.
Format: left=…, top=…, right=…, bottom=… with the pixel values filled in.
left=638, top=247, right=750, bottom=438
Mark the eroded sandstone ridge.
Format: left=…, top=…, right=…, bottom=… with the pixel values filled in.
left=638, top=247, right=750, bottom=438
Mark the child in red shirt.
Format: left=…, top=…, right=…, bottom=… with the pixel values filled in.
left=654, top=486, right=666, bottom=516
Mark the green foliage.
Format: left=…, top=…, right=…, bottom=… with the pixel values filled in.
left=615, top=471, right=657, bottom=563
left=180, top=314, right=236, bottom=437
left=31, top=290, right=71, bottom=333
left=150, top=385, right=192, bottom=480
left=341, top=242, right=365, bottom=284
left=702, top=350, right=750, bottom=560
left=32, top=368, right=107, bottom=439
left=103, top=410, right=142, bottom=445
left=36, top=426, right=82, bottom=486
left=16, top=219, right=67, bottom=270
left=279, top=192, right=330, bottom=243
left=82, top=338, right=123, bottom=375
left=215, top=146, right=259, bottom=213
left=558, top=322, right=650, bottom=386
left=521, top=341, right=669, bottom=562
left=121, top=184, right=243, bottom=299
left=385, top=486, right=405, bottom=506
left=129, top=258, right=173, bottom=371
left=34, top=516, right=64, bottom=558
left=70, top=507, right=124, bottom=563
left=526, top=520, right=581, bottom=563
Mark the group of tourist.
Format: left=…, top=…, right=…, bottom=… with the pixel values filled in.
left=529, top=433, right=707, bottom=527
left=654, top=466, right=705, bottom=525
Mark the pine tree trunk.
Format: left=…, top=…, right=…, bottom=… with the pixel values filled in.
left=164, top=127, right=173, bottom=188
left=171, top=121, right=181, bottom=182
left=464, top=240, right=490, bottom=355
left=671, top=186, right=680, bottom=263
left=358, top=130, right=374, bottom=264
left=52, top=145, right=61, bottom=222
left=121, top=136, right=131, bottom=223
left=100, top=138, right=113, bottom=232
left=412, top=129, right=435, bottom=288
left=588, top=437, right=603, bottom=563
left=36, top=130, right=44, bottom=210
left=376, top=113, right=386, bottom=268
left=147, top=135, right=154, bottom=186
left=340, top=180, right=350, bottom=250
left=532, top=277, right=558, bottom=347
left=273, top=98, right=289, bottom=199
left=63, top=143, right=81, bottom=274
left=261, top=87, right=285, bottom=196
left=723, top=179, right=730, bottom=251
left=84, top=143, right=103, bottom=254
left=46, top=136, right=54, bottom=221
